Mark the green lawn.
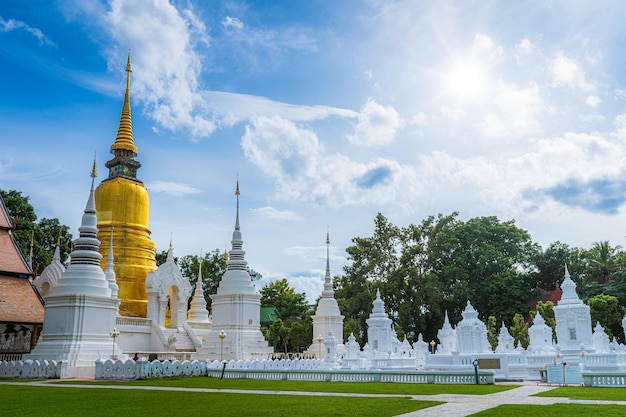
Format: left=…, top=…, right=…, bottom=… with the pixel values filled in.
left=535, top=386, right=626, bottom=401
left=471, top=404, right=626, bottom=416
left=0, top=384, right=439, bottom=417
left=51, top=376, right=515, bottom=395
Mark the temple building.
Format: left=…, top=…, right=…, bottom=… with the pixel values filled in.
left=0, top=194, right=44, bottom=359
left=94, top=54, right=157, bottom=317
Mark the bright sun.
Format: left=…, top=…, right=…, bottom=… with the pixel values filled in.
left=445, top=62, right=486, bottom=98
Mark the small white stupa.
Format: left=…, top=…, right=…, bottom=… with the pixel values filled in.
left=554, top=265, right=592, bottom=360
left=24, top=163, right=122, bottom=377
left=456, top=301, right=491, bottom=354
left=306, top=231, right=344, bottom=358
left=366, top=289, right=399, bottom=357
left=196, top=181, right=272, bottom=361
left=187, top=255, right=211, bottom=328
left=527, top=311, right=555, bottom=354
left=437, top=311, right=457, bottom=353
left=32, top=238, right=65, bottom=297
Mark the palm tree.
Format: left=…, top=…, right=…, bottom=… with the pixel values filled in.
left=585, top=241, right=622, bottom=284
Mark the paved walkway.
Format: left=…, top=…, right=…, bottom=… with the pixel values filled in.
left=4, top=381, right=626, bottom=416
left=397, top=384, right=626, bottom=416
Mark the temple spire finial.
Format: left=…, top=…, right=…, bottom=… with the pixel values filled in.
left=235, top=179, right=240, bottom=231
left=90, top=156, right=97, bottom=191
left=110, top=51, right=138, bottom=155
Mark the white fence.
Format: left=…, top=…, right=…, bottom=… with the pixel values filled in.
left=0, top=359, right=63, bottom=378
left=95, top=358, right=206, bottom=380
left=582, top=371, right=626, bottom=386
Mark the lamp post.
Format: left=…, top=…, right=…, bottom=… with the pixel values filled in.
left=109, top=328, right=120, bottom=360
left=316, top=335, right=324, bottom=359
left=218, top=329, right=227, bottom=361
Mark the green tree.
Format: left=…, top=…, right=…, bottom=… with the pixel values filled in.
left=510, top=313, right=529, bottom=349
left=427, top=215, right=538, bottom=324
left=260, top=278, right=310, bottom=322
left=269, top=318, right=290, bottom=352
left=588, top=294, right=622, bottom=340
left=335, top=213, right=401, bottom=343
left=529, top=242, right=581, bottom=290
left=1, top=189, right=72, bottom=271
left=584, top=241, right=622, bottom=284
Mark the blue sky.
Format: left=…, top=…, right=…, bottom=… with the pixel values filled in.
left=2, top=0, right=626, bottom=302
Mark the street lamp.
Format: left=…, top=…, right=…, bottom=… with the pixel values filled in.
left=218, top=329, right=227, bottom=361
left=316, top=335, right=324, bottom=359
left=109, top=328, right=120, bottom=360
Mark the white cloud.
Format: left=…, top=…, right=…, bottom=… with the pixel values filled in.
left=147, top=181, right=202, bottom=196
left=250, top=206, right=300, bottom=221
left=471, top=34, right=502, bottom=61
left=0, top=15, right=55, bottom=46
left=222, top=16, right=244, bottom=30
left=241, top=116, right=419, bottom=207
left=410, top=112, right=428, bottom=126
left=347, top=99, right=401, bottom=147
left=612, top=113, right=626, bottom=139
left=515, top=38, right=535, bottom=58
left=551, top=53, right=593, bottom=92
left=586, top=95, right=601, bottom=108
left=480, top=82, right=543, bottom=139
left=101, top=0, right=216, bottom=138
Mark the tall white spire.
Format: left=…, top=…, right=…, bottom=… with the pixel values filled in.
left=322, top=230, right=334, bottom=298
left=54, top=162, right=109, bottom=297
left=215, top=180, right=255, bottom=294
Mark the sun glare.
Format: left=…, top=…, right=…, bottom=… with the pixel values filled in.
left=445, top=62, right=486, bottom=98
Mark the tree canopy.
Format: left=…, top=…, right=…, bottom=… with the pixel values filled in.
left=1, top=189, right=72, bottom=272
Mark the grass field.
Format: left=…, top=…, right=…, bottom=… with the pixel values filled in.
left=471, top=404, right=626, bottom=416
left=4, top=378, right=626, bottom=417
left=0, top=383, right=439, bottom=417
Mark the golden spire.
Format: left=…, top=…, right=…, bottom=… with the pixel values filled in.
left=111, top=52, right=138, bottom=154
left=90, top=156, right=97, bottom=190
left=57, top=230, right=61, bottom=246
left=235, top=179, right=240, bottom=195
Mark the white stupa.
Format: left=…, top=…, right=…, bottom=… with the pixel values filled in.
left=366, top=289, right=399, bottom=357
left=32, top=239, right=65, bottom=297
left=456, top=301, right=491, bottom=354
left=24, top=163, right=122, bottom=376
left=437, top=311, right=457, bottom=353
left=195, top=182, right=272, bottom=361
left=554, top=265, right=592, bottom=360
left=187, top=255, right=211, bottom=328
left=306, top=231, right=344, bottom=358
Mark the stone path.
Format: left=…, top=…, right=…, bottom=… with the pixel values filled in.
left=4, top=381, right=626, bottom=416
left=397, top=384, right=626, bottom=416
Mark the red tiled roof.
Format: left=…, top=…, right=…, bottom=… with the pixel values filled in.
left=0, top=276, right=44, bottom=324
left=0, top=193, right=31, bottom=277
left=0, top=193, right=11, bottom=228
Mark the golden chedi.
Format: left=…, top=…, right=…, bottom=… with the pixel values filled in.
left=95, top=54, right=156, bottom=317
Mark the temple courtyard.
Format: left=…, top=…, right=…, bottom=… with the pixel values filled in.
left=2, top=378, right=626, bottom=416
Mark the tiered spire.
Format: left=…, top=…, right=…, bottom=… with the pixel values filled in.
left=105, top=52, right=141, bottom=180
left=187, top=253, right=211, bottom=324
left=227, top=180, right=246, bottom=272
left=321, top=230, right=334, bottom=298
left=54, top=163, right=109, bottom=297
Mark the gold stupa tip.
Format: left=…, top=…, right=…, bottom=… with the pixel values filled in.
left=126, top=51, right=132, bottom=72
left=326, top=230, right=330, bottom=245
left=91, top=157, right=97, bottom=178
left=223, top=249, right=228, bottom=261
left=57, top=230, right=61, bottom=246
left=235, top=180, right=240, bottom=195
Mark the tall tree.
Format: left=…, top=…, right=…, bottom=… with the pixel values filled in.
left=427, top=215, right=538, bottom=324
left=335, top=213, right=401, bottom=344
left=0, top=189, right=72, bottom=271
left=588, top=294, right=622, bottom=340
left=584, top=241, right=622, bottom=284
left=510, top=313, right=529, bottom=349
left=260, top=278, right=310, bottom=323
